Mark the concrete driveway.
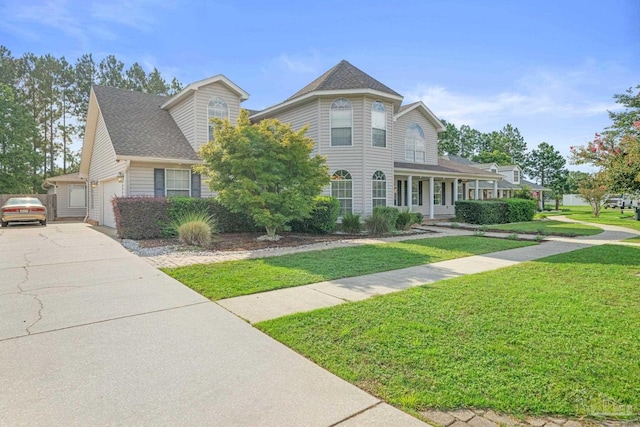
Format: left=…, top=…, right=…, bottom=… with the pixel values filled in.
left=0, top=223, right=425, bottom=426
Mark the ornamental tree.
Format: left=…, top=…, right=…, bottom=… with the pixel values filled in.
left=197, top=110, right=330, bottom=239
left=577, top=172, right=609, bottom=218
left=571, top=84, right=640, bottom=192
left=524, top=142, right=567, bottom=207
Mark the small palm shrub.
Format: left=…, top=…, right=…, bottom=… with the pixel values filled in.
left=411, top=212, right=423, bottom=224
left=396, top=211, right=414, bottom=231
left=173, top=211, right=217, bottom=247
left=341, top=213, right=362, bottom=234
left=365, top=212, right=391, bottom=236
left=373, top=206, right=399, bottom=231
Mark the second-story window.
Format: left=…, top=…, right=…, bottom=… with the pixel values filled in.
left=405, top=123, right=426, bottom=162
left=331, top=98, right=352, bottom=146
left=371, top=101, right=386, bottom=147
left=513, top=169, right=520, bottom=183
left=208, top=97, right=229, bottom=140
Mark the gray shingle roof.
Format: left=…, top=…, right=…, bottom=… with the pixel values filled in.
left=93, top=85, right=199, bottom=161
left=398, top=102, right=420, bottom=113
left=394, top=159, right=502, bottom=179
left=286, top=60, right=402, bottom=101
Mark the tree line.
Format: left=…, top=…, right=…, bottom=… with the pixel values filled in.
left=0, top=45, right=182, bottom=193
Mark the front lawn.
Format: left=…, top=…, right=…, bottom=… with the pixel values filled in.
left=564, top=205, right=640, bottom=232
left=162, top=236, right=534, bottom=300
left=257, top=244, right=640, bottom=417
left=487, top=220, right=602, bottom=236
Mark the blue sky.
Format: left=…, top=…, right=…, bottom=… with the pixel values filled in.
left=1, top=0, right=638, bottom=171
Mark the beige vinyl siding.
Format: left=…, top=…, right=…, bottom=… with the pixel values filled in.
left=362, top=97, right=394, bottom=214
left=393, top=109, right=439, bottom=166
left=193, top=82, right=242, bottom=154
left=88, top=112, right=123, bottom=223
left=128, top=162, right=214, bottom=198
left=168, top=95, right=196, bottom=149
left=272, top=101, right=319, bottom=154
left=54, top=184, right=86, bottom=217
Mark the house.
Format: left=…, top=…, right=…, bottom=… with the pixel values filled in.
left=446, top=155, right=549, bottom=206
left=78, top=60, right=505, bottom=227
left=43, top=172, right=87, bottom=219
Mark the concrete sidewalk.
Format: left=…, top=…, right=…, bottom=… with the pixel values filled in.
left=218, top=221, right=639, bottom=324
left=0, top=223, right=427, bottom=426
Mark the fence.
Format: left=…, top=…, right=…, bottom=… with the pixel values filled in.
left=0, top=194, right=57, bottom=222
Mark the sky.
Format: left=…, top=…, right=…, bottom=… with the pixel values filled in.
left=1, top=0, right=638, bottom=171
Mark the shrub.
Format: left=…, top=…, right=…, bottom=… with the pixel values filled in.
left=112, top=197, right=169, bottom=239
left=504, top=198, right=536, bottom=223
left=454, top=200, right=508, bottom=225
left=289, top=196, right=340, bottom=234
left=341, top=213, right=362, bottom=234
left=173, top=211, right=217, bottom=246
left=411, top=212, right=423, bottom=224
left=365, top=212, right=391, bottom=236
left=507, top=233, right=519, bottom=240
left=395, top=211, right=414, bottom=231
left=513, top=185, right=534, bottom=199
left=162, top=197, right=256, bottom=237
left=373, top=206, right=399, bottom=231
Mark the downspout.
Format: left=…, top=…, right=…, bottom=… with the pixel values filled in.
left=84, top=179, right=90, bottom=223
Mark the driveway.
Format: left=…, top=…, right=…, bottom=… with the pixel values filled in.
left=0, top=223, right=425, bottom=426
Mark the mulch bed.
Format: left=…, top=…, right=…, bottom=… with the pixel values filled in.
left=136, top=232, right=365, bottom=252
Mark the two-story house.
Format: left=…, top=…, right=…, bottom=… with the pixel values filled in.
left=78, top=60, right=503, bottom=227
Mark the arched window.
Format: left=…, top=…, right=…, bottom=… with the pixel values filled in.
left=405, top=123, right=426, bottom=162
left=372, top=171, right=386, bottom=207
left=208, top=97, right=229, bottom=140
left=330, top=98, right=352, bottom=146
left=371, top=101, right=386, bottom=147
left=331, top=170, right=352, bottom=216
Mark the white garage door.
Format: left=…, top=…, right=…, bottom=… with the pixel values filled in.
left=102, top=179, right=122, bottom=228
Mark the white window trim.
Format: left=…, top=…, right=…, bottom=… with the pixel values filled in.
left=371, top=101, right=386, bottom=148
left=330, top=98, right=353, bottom=147
left=372, top=170, right=386, bottom=207
left=433, top=181, right=443, bottom=205
left=513, top=169, right=520, bottom=183
left=331, top=170, right=353, bottom=216
left=68, top=184, right=87, bottom=208
left=165, top=168, right=191, bottom=197
left=405, top=123, right=426, bottom=163
left=208, top=97, right=230, bottom=140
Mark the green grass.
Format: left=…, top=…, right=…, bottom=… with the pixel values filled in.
left=487, top=220, right=602, bottom=236
left=623, top=235, right=640, bottom=243
left=257, top=245, right=640, bottom=417
left=162, top=236, right=535, bottom=300
left=563, top=205, right=640, bottom=232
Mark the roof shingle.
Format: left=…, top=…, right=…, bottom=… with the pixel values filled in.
left=93, top=85, right=200, bottom=161
left=286, top=60, right=402, bottom=101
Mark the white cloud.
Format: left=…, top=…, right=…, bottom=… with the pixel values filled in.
left=90, top=0, right=167, bottom=32
left=404, top=66, right=620, bottom=129
left=274, top=52, right=322, bottom=74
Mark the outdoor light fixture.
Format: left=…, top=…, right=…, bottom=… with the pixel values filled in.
left=91, top=180, right=98, bottom=188
left=117, top=172, right=124, bottom=183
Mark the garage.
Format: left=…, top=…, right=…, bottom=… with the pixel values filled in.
left=102, top=179, right=122, bottom=228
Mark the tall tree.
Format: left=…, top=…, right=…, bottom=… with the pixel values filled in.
left=0, top=84, right=42, bottom=193
left=524, top=142, right=567, bottom=206
left=125, top=62, right=147, bottom=92
left=571, top=84, right=640, bottom=193
left=471, top=149, right=512, bottom=165
left=97, top=55, right=125, bottom=88
left=72, top=53, right=96, bottom=138
left=169, top=77, right=183, bottom=95
left=145, top=67, right=170, bottom=95
left=197, top=110, right=330, bottom=239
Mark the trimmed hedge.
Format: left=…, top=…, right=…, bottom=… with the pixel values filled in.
left=454, top=198, right=536, bottom=225
left=112, top=197, right=170, bottom=239
left=112, top=196, right=257, bottom=239
left=504, top=198, right=536, bottom=223
left=289, top=196, right=340, bottom=234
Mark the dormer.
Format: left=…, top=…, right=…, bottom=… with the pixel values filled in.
left=497, top=165, right=522, bottom=184
left=162, top=75, right=249, bottom=153
left=393, top=101, right=445, bottom=167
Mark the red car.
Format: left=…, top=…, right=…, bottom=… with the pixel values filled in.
left=1, top=197, right=47, bottom=227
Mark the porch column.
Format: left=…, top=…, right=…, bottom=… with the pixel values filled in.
left=407, top=175, right=413, bottom=212
left=493, top=180, right=498, bottom=199
left=540, top=191, right=544, bottom=210
left=453, top=179, right=459, bottom=203
left=429, top=177, right=435, bottom=219
left=474, top=180, right=479, bottom=200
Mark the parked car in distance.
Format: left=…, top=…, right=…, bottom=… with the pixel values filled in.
left=1, top=197, right=47, bottom=227
left=603, top=197, right=632, bottom=209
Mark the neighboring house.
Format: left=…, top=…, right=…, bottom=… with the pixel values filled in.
left=79, top=60, right=504, bottom=227
left=446, top=155, right=549, bottom=206
left=43, top=172, right=87, bottom=219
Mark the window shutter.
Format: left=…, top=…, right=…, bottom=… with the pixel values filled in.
left=451, top=182, right=455, bottom=204
left=154, top=169, right=165, bottom=197
left=441, top=182, right=446, bottom=205
left=418, top=181, right=423, bottom=206
left=396, top=180, right=402, bottom=206
left=191, top=172, right=201, bottom=198
left=404, top=180, right=408, bottom=206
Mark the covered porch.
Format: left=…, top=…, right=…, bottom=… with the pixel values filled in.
left=393, top=160, right=504, bottom=219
